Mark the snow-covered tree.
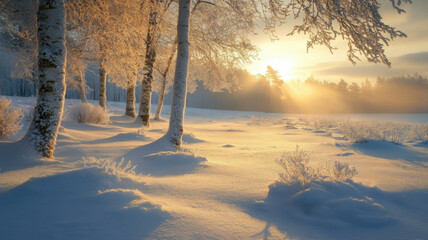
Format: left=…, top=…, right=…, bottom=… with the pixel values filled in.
left=287, top=0, right=411, bottom=66
left=68, top=0, right=147, bottom=111
left=23, top=0, right=67, bottom=158
left=65, top=28, right=89, bottom=103
left=0, top=0, right=37, bottom=81
left=153, top=0, right=258, bottom=120
left=137, top=0, right=175, bottom=125
left=165, top=0, right=191, bottom=146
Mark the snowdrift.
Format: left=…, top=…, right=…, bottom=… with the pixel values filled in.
left=250, top=180, right=428, bottom=240
left=0, top=168, right=168, bottom=240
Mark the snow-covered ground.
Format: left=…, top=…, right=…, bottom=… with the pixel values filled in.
left=1, top=96, right=427, bottom=240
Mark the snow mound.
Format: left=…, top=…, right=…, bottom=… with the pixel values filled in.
left=182, top=133, right=204, bottom=144
left=134, top=151, right=207, bottom=177
left=222, top=144, right=234, bottom=148
left=251, top=179, right=428, bottom=239
left=0, top=168, right=168, bottom=240
left=261, top=181, right=393, bottom=228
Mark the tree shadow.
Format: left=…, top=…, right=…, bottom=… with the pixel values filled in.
left=341, top=141, right=428, bottom=167
left=61, top=122, right=116, bottom=132
left=57, top=132, right=152, bottom=147
left=120, top=136, right=207, bottom=177
left=0, top=141, right=45, bottom=173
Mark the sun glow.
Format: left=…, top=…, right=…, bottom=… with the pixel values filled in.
left=251, top=57, right=298, bottom=82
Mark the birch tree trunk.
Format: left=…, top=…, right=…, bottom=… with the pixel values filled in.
left=166, top=0, right=191, bottom=147
left=137, top=2, right=158, bottom=126
left=125, top=78, right=136, bottom=118
left=154, top=74, right=167, bottom=120
left=99, top=61, right=107, bottom=109
left=154, top=42, right=177, bottom=120
left=78, top=68, right=87, bottom=103
left=25, top=0, right=67, bottom=158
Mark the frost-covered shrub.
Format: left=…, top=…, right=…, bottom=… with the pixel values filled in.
left=411, top=124, right=428, bottom=143
left=339, top=120, right=382, bottom=143
left=70, top=103, right=109, bottom=124
left=313, top=118, right=337, bottom=131
left=383, top=122, right=411, bottom=144
left=277, top=146, right=358, bottom=190
left=82, top=157, right=141, bottom=180
left=338, top=120, right=411, bottom=144
left=0, top=97, right=23, bottom=137
left=277, top=146, right=321, bottom=190
left=328, top=161, right=358, bottom=182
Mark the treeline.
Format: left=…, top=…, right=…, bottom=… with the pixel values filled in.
left=187, top=73, right=428, bottom=113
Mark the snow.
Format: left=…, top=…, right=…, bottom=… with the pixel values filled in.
left=0, top=168, right=168, bottom=240
left=1, top=96, right=428, bottom=239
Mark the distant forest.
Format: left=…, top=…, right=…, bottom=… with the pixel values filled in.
left=188, top=70, right=428, bottom=113
left=1, top=56, right=427, bottom=113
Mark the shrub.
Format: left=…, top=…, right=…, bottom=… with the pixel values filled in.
left=277, top=146, right=321, bottom=190
left=70, top=103, right=109, bottom=124
left=328, top=161, right=358, bottom=182
left=338, top=120, right=411, bottom=144
left=0, top=97, right=23, bottom=137
left=411, top=124, right=428, bottom=143
left=82, top=157, right=141, bottom=180
left=313, top=118, right=336, bottom=131
left=277, top=146, right=358, bottom=190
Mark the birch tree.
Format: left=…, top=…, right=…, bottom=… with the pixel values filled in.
left=137, top=0, right=175, bottom=126
left=153, top=0, right=257, bottom=120
left=65, top=29, right=89, bottom=103
left=165, top=0, right=191, bottom=146
left=153, top=34, right=176, bottom=120
left=24, top=0, right=67, bottom=158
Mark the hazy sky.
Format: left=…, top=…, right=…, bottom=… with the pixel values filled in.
left=246, top=1, right=428, bottom=83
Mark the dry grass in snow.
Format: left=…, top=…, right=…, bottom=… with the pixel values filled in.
left=0, top=97, right=23, bottom=137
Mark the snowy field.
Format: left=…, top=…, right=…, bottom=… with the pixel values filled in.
left=1, top=96, right=428, bottom=240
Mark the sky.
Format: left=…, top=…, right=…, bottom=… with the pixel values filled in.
left=246, top=1, right=428, bottom=83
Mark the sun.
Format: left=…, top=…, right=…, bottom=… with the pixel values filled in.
left=250, top=57, right=298, bottom=82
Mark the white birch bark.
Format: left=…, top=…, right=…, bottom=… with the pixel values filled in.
left=125, top=73, right=137, bottom=117
left=154, top=74, right=167, bottom=120
left=154, top=44, right=176, bottom=120
left=99, top=61, right=107, bottom=109
left=125, top=84, right=136, bottom=117
left=166, top=0, right=191, bottom=147
left=137, top=2, right=158, bottom=126
left=25, top=0, right=67, bottom=158
left=78, top=67, right=87, bottom=103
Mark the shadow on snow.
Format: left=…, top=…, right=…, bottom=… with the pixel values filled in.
left=243, top=180, right=428, bottom=240
left=120, top=136, right=207, bottom=177
left=0, top=168, right=169, bottom=240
